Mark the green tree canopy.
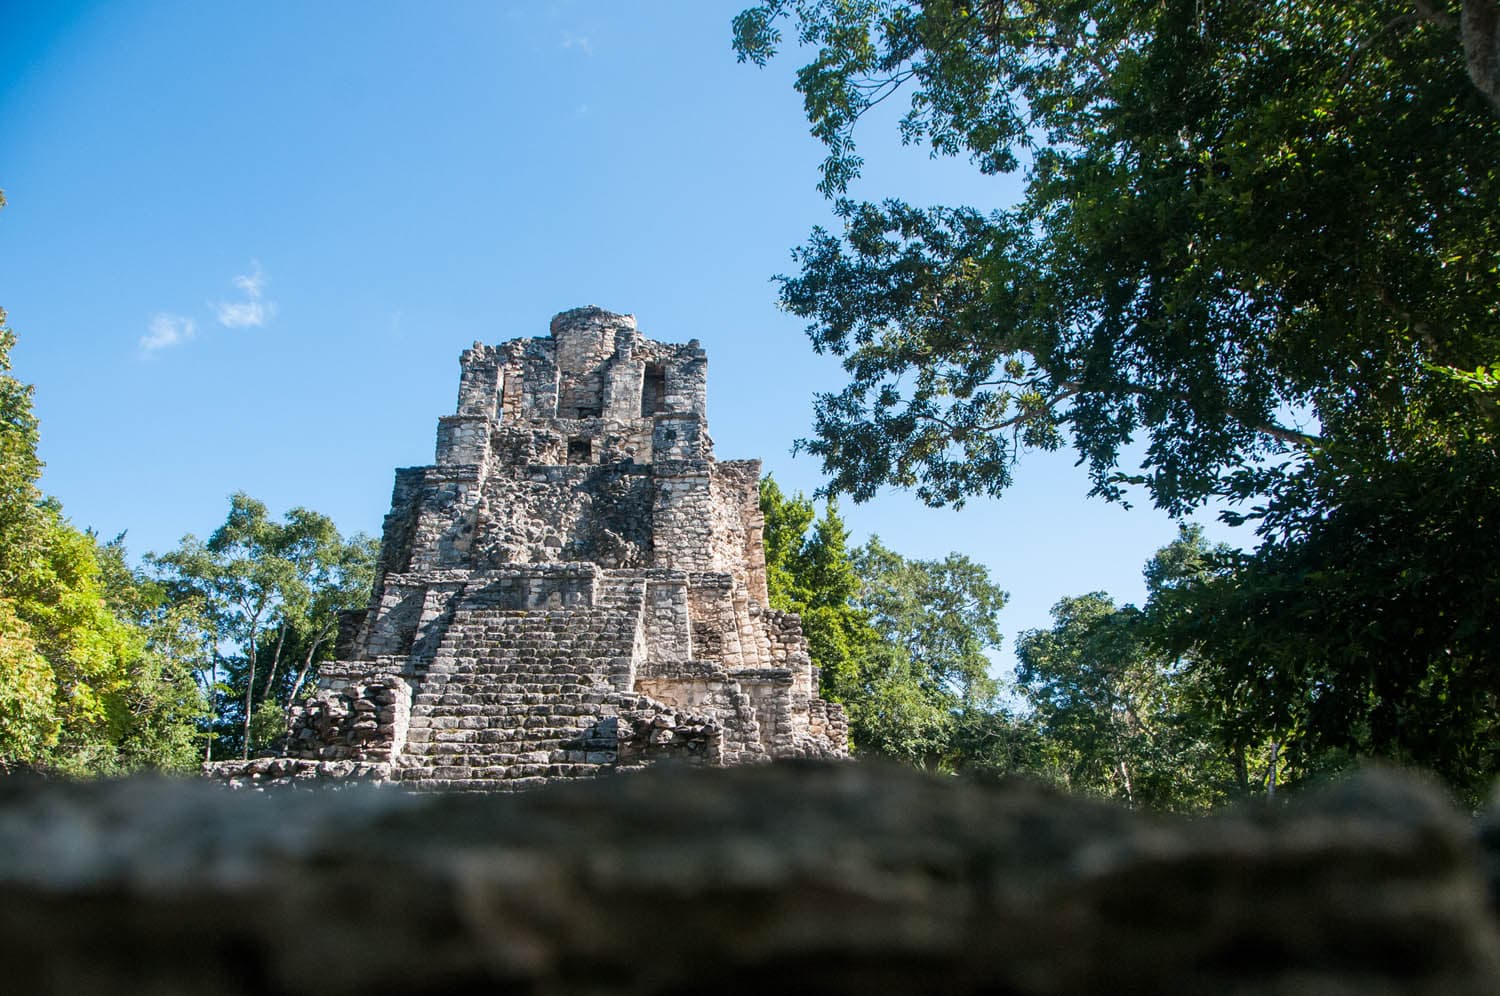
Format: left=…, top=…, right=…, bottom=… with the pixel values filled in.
left=1016, top=528, right=1228, bottom=809
left=1153, top=452, right=1500, bottom=806
left=760, top=475, right=1011, bottom=770
left=0, top=302, right=207, bottom=774
left=760, top=476, right=875, bottom=698
left=736, top=0, right=1500, bottom=801
left=0, top=303, right=57, bottom=761
left=150, top=494, right=377, bottom=760
left=849, top=537, right=1009, bottom=771
left=735, top=1, right=1500, bottom=513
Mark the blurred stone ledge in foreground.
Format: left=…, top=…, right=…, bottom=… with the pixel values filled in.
left=2, top=761, right=1498, bottom=995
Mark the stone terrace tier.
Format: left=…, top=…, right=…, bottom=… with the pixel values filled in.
left=207, top=307, right=848, bottom=790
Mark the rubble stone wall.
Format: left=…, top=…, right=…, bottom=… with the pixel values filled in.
left=283, top=667, right=412, bottom=765
left=651, top=465, right=714, bottom=572
left=475, top=465, right=655, bottom=568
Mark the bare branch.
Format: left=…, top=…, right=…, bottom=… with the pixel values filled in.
left=1058, top=381, right=1322, bottom=448
left=1413, top=0, right=1459, bottom=30
left=1337, top=13, right=1425, bottom=92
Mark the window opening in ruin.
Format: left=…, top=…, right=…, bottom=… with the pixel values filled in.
left=575, top=404, right=601, bottom=419
left=567, top=438, right=591, bottom=464
left=642, top=363, right=667, bottom=416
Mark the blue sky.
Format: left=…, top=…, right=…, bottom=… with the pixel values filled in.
left=0, top=1, right=1244, bottom=673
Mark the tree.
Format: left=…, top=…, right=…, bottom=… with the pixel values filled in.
left=760, top=475, right=818, bottom=607
left=284, top=530, right=381, bottom=706
left=760, top=476, right=1013, bottom=769
left=87, top=537, right=212, bottom=773
left=1019, top=594, right=1155, bottom=803
left=849, top=537, right=1010, bottom=771
left=0, top=295, right=207, bottom=773
left=1015, top=593, right=1254, bottom=812
left=0, top=298, right=58, bottom=763
left=149, top=495, right=376, bottom=760
left=760, top=476, right=878, bottom=703
left=735, top=1, right=1499, bottom=512
left=1014, top=526, right=1298, bottom=811
left=735, top=1, right=1500, bottom=797
left=1152, top=454, right=1500, bottom=807
left=0, top=598, right=57, bottom=765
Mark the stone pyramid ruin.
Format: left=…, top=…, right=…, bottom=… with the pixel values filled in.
left=208, top=306, right=850, bottom=789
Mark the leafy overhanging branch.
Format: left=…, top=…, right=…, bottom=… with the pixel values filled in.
left=741, top=4, right=1497, bottom=513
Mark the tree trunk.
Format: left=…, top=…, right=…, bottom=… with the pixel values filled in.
left=1415, top=1, right=1500, bottom=113
left=261, top=623, right=288, bottom=705
left=1265, top=741, right=1281, bottom=799
left=285, top=623, right=333, bottom=707
left=1463, top=0, right=1500, bottom=114
left=241, top=612, right=261, bottom=761
left=205, top=656, right=216, bottom=764
left=1117, top=757, right=1134, bottom=806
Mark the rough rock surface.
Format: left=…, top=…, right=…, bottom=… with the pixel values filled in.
left=3, top=762, right=1498, bottom=995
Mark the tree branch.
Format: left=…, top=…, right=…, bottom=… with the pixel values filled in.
left=1337, top=13, right=1424, bottom=92
left=1413, top=0, right=1458, bottom=30
left=1462, top=0, right=1500, bottom=114
left=1057, top=381, right=1323, bottom=448
left=1412, top=1, right=1500, bottom=114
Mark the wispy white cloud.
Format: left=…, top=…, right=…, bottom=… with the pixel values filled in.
left=139, top=313, right=196, bottom=353
left=215, top=261, right=276, bottom=329
left=561, top=32, right=593, bottom=55
left=231, top=266, right=266, bottom=299
left=215, top=299, right=273, bottom=328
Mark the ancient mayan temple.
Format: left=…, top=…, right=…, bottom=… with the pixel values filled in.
left=208, top=306, right=849, bottom=790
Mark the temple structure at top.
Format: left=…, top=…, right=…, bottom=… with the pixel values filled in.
left=208, top=306, right=849, bottom=790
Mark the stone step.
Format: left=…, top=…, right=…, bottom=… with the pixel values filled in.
left=407, top=730, right=596, bottom=747
left=419, top=671, right=612, bottom=683
left=397, top=762, right=604, bottom=783
left=407, top=712, right=605, bottom=727
left=399, top=763, right=609, bottom=779
left=394, top=590, right=649, bottom=780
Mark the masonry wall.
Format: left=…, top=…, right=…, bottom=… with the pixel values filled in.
left=205, top=306, right=847, bottom=792
left=474, top=466, right=655, bottom=568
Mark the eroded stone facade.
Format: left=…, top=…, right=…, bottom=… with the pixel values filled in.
left=208, top=307, right=848, bottom=790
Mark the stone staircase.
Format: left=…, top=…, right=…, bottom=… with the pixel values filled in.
left=397, top=593, right=647, bottom=792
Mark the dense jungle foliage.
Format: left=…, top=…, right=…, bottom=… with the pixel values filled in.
left=737, top=0, right=1500, bottom=806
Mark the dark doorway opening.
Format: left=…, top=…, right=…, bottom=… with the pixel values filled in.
left=641, top=364, right=667, bottom=416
